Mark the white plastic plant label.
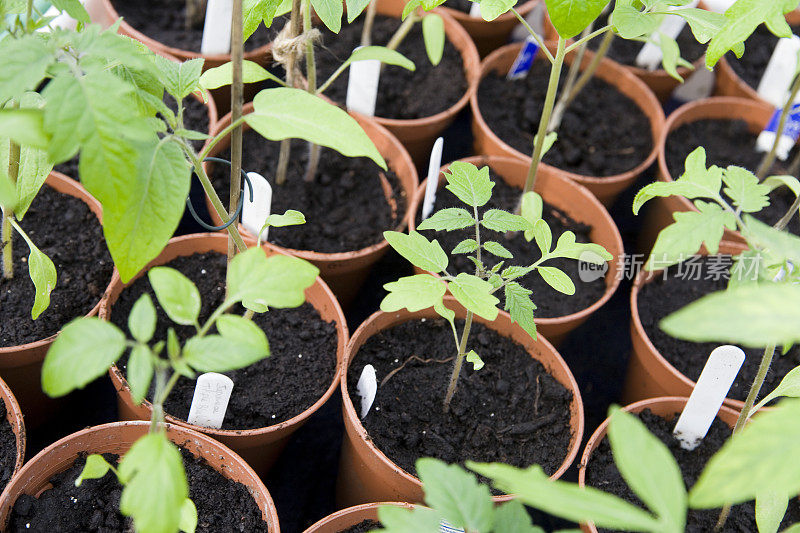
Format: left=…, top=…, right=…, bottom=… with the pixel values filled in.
left=702, top=0, right=735, bottom=12
left=511, top=2, right=545, bottom=41
left=187, top=372, right=234, bottom=429
left=346, top=46, right=381, bottom=117
left=469, top=2, right=482, bottom=18
left=201, top=0, right=233, bottom=55
left=635, top=0, right=698, bottom=71
left=671, top=67, right=715, bottom=103
left=756, top=35, right=800, bottom=108
left=422, top=137, right=444, bottom=220
left=672, top=345, right=745, bottom=450
left=357, top=364, right=378, bottom=419
left=241, top=171, right=273, bottom=242
left=507, top=34, right=541, bottom=80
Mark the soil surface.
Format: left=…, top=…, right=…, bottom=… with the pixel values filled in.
left=726, top=24, right=800, bottom=91
left=664, top=118, right=800, bottom=236
left=111, top=0, right=282, bottom=53
left=347, top=317, right=574, bottom=478
left=315, top=15, right=468, bottom=120
left=477, top=59, right=652, bottom=177
left=585, top=409, right=800, bottom=532
left=0, top=185, right=113, bottom=347
left=590, top=3, right=705, bottom=67
left=0, top=402, right=17, bottom=495
left=110, top=252, right=338, bottom=430
left=416, top=172, right=608, bottom=318
left=8, top=450, right=266, bottom=532
left=444, top=0, right=479, bottom=12
left=210, top=133, right=407, bottom=253
left=341, top=519, right=382, bottom=532
left=638, top=256, right=800, bottom=402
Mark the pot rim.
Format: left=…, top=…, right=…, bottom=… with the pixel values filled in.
left=302, top=501, right=415, bottom=532
left=0, top=377, right=25, bottom=486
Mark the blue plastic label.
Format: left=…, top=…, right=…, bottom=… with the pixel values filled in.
left=507, top=35, right=541, bottom=80
left=440, top=520, right=465, bottom=533
left=764, top=103, right=800, bottom=141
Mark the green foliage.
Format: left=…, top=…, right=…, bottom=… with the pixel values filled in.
left=243, top=0, right=286, bottom=39
left=476, top=0, right=517, bottom=21
left=199, top=59, right=286, bottom=90
left=9, top=220, right=56, bottom=319
left=753, top=365, right=800, bottom=411
left=148, top=267, right=202, bottom=326
left=311, top=0, right=343, bottom=32
left=384, top=230, right=449, bottom=273
left=448, top=272, right=499, bottom=320
left=421, top=13, right=445, bottom=66
left=546, top=0, right=610, bottom=39
left=129, top=294, right=157, bottom=344
left=75, top=454, right=114, bottom=487
left=401, top=0, right=446, bottom=20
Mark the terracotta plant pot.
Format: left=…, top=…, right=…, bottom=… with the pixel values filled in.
left=640, top=96, right=773, bottom=252
left=103, top=233, right=349, bottom=476
left=336, top=297, right=584, bottom=507
left=0, top=172, right=110, bottom=429
left=408, top=156, right=624, bottom=346
left=0, top=421, right=280, bottom=530
left=204, top=103, right=419, bottom=308
left=304, top=502, right=414, bottom=532
left=0, top=377, right=25, bottom=491
left=625, top=241, right=750, bottom=410
left=577, top=396, right=740, bottom=533
left=471, top=42, right=665, bottom=207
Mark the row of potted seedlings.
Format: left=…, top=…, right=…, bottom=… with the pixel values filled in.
left=1, top=0, right=800, bottom=531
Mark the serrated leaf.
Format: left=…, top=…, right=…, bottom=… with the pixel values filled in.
left=722, top=166, right=770, bottom=213
left=154, top=56, right=204, bottom=100
left=199, top=60, right=285, bottom=90
left=75, top=454, right=114, bottom=487
left=452, top=239, right=478, bottom=254
left=672, top=7, right=725, bottom=44
left=483, top=241, right=513, bottom=259
left=444, top=161, right=494, bottom=208
left=422, top=13, right=445, bottom=65
left=466, top=350, right=484, bottom=370
left=744, top=215, right=800, bottom=267
left=381, top=274, right=446, bottom=313
left=0, top=34, right=54, bottom=102
left=385, top=230, right=448, bottom=273
left=481, top=209, right=531, bottom=232
left=417, top=458, right=493, bottom=531
left=148, top=267, right=201, bottom=326
left=128, top=293, right=156, bottom=343
left=448, top=273, right=499, bottom=320
left=417, top=208, right=474, bottom=231
left=538, top=266, right=575, bottom=295
left=502, top=265, right=536, bottom=280
left=128, top=344, right=154, bottom=405
left=545, top=0, right=611, bottom=39
left=504, top=282, right=536, bottom=339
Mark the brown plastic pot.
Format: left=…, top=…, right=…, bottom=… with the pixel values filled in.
left=577, top=396, right=740, bottom=533
left=335, top=296, right=584, bottom=507
left=0, top=376, right=25, bottom=491
left=0, top=421, right=280, bottom=530
left=303, top=502, right=414, bottom=532
left=408, top=156, right=624, bottom=347
left=0, top=172, right=110, bottom=429
left=103, top=233, right=349, bottom=477
left=625, top=241, right=750, bottom=410
left=471, top=42, right=665, bottom=207
left=204, top=102, right=419, bottom=308
left=640, top=96, right=774, bottom=253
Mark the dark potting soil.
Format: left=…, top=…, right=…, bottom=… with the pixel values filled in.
left=416, top=172, right=608, bottom=318
left=638, top=256, right=800, bottom=402
left=210, top=132, right=407, bottom=253
left=0, top=402, right=17, bottom=494
left=0, top=185, right=113, bottom=347
left=585, top=409, right=800, bottom=532
left=477, top=60, right=653, bottom=177
left=664, top=118, right=800, bottom=236
left=111, top=0, right=282, bottom=53
left=590, top=3, right=705, bottom=66
left=726, top=24, right=800, bottom=91
left=340, top=519, right=382, bottom=532
left=347, top=317, right=574, bottom=478
left=315, top=15, right=468, bottom=120
left=443, top=0, right=477, bottom=12
left=110, top=252, right=338, bottom=430
left=8, top=450, right=266, bottom=532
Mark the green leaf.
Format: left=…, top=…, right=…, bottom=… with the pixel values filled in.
left=377, top=505, right=443, bottom=532
left=484, top=241, right=513, bottom=259
left=384, top=230, right=449, bottom=273
left=660, top=284, right=800, bottom=347
left=763, top=175, right=800, bottom=198
left=479, top=0, right=517, bottom=20
left=505, top=282, right=537, bottom=339
left=311, top=0, right=343, bottom=32
left=754, top=365, right=800, bottom=412
left=75, top=454, right=114, bottom=487
left=608, top=408, right=687, bottom=532
left=0, top=168, right=16, bottom=211
left=225, top=248, right=317, bottom=309
left=148, top=267, right=202, bottom=326
left=129, top=293, right=157, bottom=343
left=183, top=334, right=267, bottom=373
left=672, top=7, right=726, bottom=43
left=216, top=314, right=270, bottom=355
left=690, top=399, right=800, bottom=508
left=722, top=166, right=770, bottom=213
left=381, top=274, right=446, bottom=313
left=0, top=34, right=54, bottom=102
left=550, top=231, right=613, bottom=263
left=128, top=344, right=154, bottom=405
left=154, top=56, right=204, bottom=100
left=493, top=500, right=546, bottom=533
left=743, top=215, right=800, bottom=267
left=658, top=33, right=687, bottom=82
left=756, top=490, right=787, bottom=533
left=51, top=0, right=91, bottom=22
left=531, top=219, right=552, bottom=254
left=469, top=462, right=661, bottom=531
left=179, top=498, right=198, bottom=533
left=466, top=349, right=484, bottom=370
left=422, top=13, right=445, bottom=65
left=538, top=266, right=575, bottom=295
left=246, top=88, right=386, bottom=169
left=11, top=222, right=57, bottom=319
left=243, top=0, right=284, bottom=38
left=545, top=0, right=611, bottom=39
left=481, top=209, right=531, bottom=232
left=444, top=161, right=494, bottom=208
left=448, top=273, right=499, bottom=320
left=342, top=45, right=416, bottom=71
left=417, top=458, right=493, bottom=531
left=264, top=209, right=306, bottom=227
left=417, top=208, right=475, bottom=231
left=0, top=108, right=48, bottom=148
left=521, top=191, right=544, bottom=237
left=119, top=433, right=188, bottom=533
left=502, top=265, right=536, bottom=281
left=42, top=318, right=126, bottom=397
left=611, top=4, right=661, bottom=39
left=199, top=60, right=285, bottom=90
left=646, top=201, right=736, bottom=271
left=452, top=239, right=478, bottom=254
left=346, top=0, right=372, bottom=21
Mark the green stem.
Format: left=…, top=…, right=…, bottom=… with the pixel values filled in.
left=228, top=0, right=244, bottom=263
left=442, top=311, right=473, bottom=412
left=564, top=24, right=612, bottom=53
left=510, top=7, right=553, bottom=62
left=360, top=0, right=377, bottom=46
left=303, top=0, right=321, bottom=182
left=386, top=12, right=418, bottom=53
left=757, top=74, right=800, bottom=180
left=549, top=24, right=593, bottom=131
left=3, top=133, right=20, bottom=280
left=275, top=0, right=303, bottom=186
left=775, top=193, right=800, bottom=230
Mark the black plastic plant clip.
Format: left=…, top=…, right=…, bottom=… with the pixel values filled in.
left=186, top=157, right=255, bottom=231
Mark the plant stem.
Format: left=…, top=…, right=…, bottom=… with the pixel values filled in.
left=520, top=37, right=566, bottom=200
left=510, top=7, right=553, bottom=62
left=787, top=146, right=800, bottom=176
left=275, top=0, right=303, bottom=186
left=548, top=24, right=592, bottom=131
left=386, top=12, right=418, bottom=53
left=775, top=193, right=800, bottom=230
left=360, top=0, right=377, bottom=46
left=714, top=344, right=776, bottom=531
left=757, top=73, right=800, bottom=180
left=2, top=135, right=20, bottom=280
left=303, top=0, right=321, bottom=182
left=228, top=0, right=244, bottom=263
left=442, top=311, right=473, bottom=412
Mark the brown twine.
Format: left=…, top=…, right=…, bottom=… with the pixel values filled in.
left=272, top=23, right=321, bottom=70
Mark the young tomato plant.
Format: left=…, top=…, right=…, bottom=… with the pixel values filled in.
left=380, top=162, right=611, bottom=410
left=39, top=247, right=319, bottom=533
